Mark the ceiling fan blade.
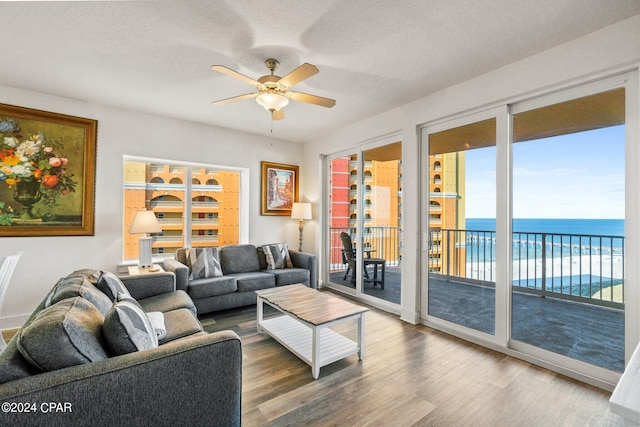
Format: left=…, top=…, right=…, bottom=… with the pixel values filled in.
left=272, top=109, right=285, bottom=121
left=277, top=63, right=319, bottom=89
left=211, top=65, right=261, bottom=87
left=211, top=92, right=258, bottom=106
left=288, top=91, right=336, bottom=108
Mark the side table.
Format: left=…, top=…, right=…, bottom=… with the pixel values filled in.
left=127, top=264, right=165, bottom=276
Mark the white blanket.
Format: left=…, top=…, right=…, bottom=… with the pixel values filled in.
left=146, top=311, right=166, bottom=340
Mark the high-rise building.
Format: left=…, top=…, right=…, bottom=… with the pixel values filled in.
left=329, top=143, right=403, bottom=270
left=123, top=161, right=240, bottom=260
left=428, top=152, right=466, bottom=274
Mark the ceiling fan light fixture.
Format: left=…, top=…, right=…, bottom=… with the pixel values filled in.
left=256, top=92, right=289, bottom=112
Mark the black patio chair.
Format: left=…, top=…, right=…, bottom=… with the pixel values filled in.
left=340, top=232, right=385, bottom=289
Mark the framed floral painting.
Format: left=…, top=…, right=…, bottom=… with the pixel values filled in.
left=0, top=103, right=97, bottom=236
left=261, top=161, right=299, bottom=216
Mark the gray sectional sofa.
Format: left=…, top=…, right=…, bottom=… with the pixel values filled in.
left=0, top=269, right=241, bottom=426
left=163, top=243, right=317, bottom=315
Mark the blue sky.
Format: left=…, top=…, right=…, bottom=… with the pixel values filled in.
left=464, top=125, right=625, bottom=219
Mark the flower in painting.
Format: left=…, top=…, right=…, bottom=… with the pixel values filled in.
left=11, top=164, right=30, bottom=178
left=0, top=119, right=19, bottom=133
left=3, top=136, right=19, bottom=147
left=0, top=121, right=77, bottom=206
left=42, top=174, right=59, bottom=188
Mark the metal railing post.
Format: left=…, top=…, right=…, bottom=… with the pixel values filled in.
left=541, top=233, right=547, bottom=297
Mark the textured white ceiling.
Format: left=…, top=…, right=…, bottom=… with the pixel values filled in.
left=1, top=0, right=639, bottom=143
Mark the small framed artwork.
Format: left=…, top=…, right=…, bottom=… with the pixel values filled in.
left=261, top=161, right=299, bottom=216
left=0, top=103, right=97, bottom=236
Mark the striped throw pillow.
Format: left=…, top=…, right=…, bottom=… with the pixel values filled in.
left=187, top=247, right=223, bottom=279
left=261, top=243, right=293, bottom=270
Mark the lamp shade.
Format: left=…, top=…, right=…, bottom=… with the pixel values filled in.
left=256, top=93, right=289, bottom=112
left=291, top=202, right=312, bottom=220
left=129, top=210, right=162, bottom=234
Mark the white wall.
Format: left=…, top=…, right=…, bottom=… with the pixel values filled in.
left=302, top=14, right=640, bottom=323
left=0, top=87, right=304, bottom=328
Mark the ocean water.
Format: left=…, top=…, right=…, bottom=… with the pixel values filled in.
left=466, top=218, right=624, bottom=237
left=459, top=218, right=625, bottom=297
left=463, top=218, right=624, bottom=261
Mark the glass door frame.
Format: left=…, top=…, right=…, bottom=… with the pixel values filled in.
left=507, top=72, right=639, bottom=379
left=323, top=133, right=403, bottom=314
left=420, top=106, right=507, bottom=348
left=419, top=70, right=639, bottom=388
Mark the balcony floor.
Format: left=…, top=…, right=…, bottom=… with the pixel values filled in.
left=329, top=267, right=624, bottom=372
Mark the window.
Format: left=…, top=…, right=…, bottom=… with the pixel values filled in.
left=123, top=156, right=248, bottom=262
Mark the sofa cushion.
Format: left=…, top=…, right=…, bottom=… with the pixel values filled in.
left=17, top=297, right=108, bottom=372
left=138, top=289, right=198, bottom=317
left=227, top=272, right=276, bottom=292
left=266, top=267, right=310, bottom=287
left=65, top=268, right=102, bottom=283
left=103, top=295, right=158, bottom=355
left=188, top=276, right=237, bottom=299
left=187, top=247, right=223, bottom=279
left=260, top=243, right=293, bottom=270
left=96, top=271, right=131, bottom=301
left=0, top=338, right=39, bottom=384
left=176, top=247, right=191, bottom=270
left=46, top=276, right=113, bottom=316
left=159, top=308, right=203, bottom=344
left=220, top=244, right=260, bottom=274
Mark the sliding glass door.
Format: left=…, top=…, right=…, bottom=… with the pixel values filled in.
left=326, top=140, right=403, bottom=308
left=510, top=86, right=626, bottom=372
left=421, top=72, right=637, bottom=384
left=328, top=152, right=358, bottom=291
left=424, top=114, right=498, bottom=336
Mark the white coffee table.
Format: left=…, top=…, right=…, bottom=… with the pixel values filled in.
left=256, top=284, right=368, bottom=379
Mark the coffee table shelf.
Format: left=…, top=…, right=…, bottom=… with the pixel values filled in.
left=260, top=315, right=360, bottom=368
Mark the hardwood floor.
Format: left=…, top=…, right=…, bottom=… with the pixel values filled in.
left=200, top=292, right=621, bottom=427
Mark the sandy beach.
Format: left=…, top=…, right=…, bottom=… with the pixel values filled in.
left=465, top=254, right=624, bottom=302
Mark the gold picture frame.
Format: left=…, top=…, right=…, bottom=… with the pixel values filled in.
left=261, top=161, right=299, bottom=216
left=0, top=103, right=97, bottom=236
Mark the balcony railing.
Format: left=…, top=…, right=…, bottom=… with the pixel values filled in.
left=192, top=201, right=219, bottom=209
left=429, top=228, right=624, bottom=308
left=192, top=217, right=219, bottom=225
left=330, top=226, right=401, bottom=271
left=157, top=218, right=183, bottom=225
left=152, top=235, right=183, bottom=243
left=192, top=234, right=219, bottom=242
left=150, top=200, right=183, bottom=209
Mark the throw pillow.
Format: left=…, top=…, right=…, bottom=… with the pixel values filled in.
left=187, top=247, right=223, bottom=279
left=96, top=271, right=131, bottom=301
left=115, top=294, right=166, bottom=341
left=45, top=276, right=113, bottom=316
left=103, top=295, right=158, bottom=355
left=65, top=268, right=101, bottom=283
left=261, top=243, right=293, bottom=270
left=17, top=297, right=108, bottom=372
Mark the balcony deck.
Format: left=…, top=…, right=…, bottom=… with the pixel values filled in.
left=329, top=266, right=624, bottom=372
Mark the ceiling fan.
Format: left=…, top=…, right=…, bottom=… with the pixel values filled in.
left=211, top=59, right=336, bottom=120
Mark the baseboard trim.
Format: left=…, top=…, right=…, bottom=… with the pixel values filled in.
left=0, top=314, right=30, bottom=331
left=400, top=309, right=419, bottom=324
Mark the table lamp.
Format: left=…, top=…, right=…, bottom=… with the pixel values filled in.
left=129, top=210, right=162, bottom=268
left=291, top=202, right=312, bottom=252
